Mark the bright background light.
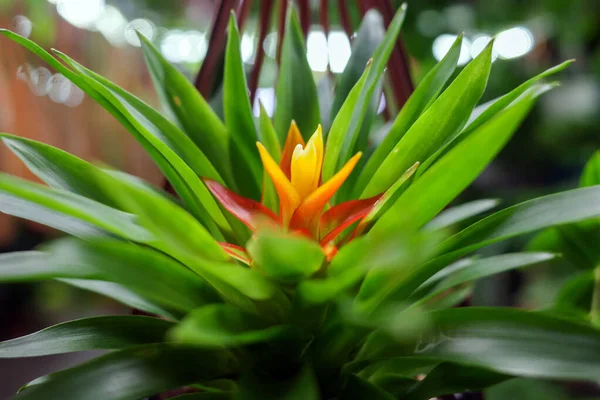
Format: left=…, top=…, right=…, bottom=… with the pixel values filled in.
left=432, top=34, right=471, bottom=66
left=496, top=27, right=534, bottom=59
left=56, top=0, right=105, bottom=30
left=307, top=30, right=328, bottom=72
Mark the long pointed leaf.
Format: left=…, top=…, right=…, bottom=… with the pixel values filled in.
left=323, top=4, right=407, bottom=182
left=13, top=344, right=240, bottom=400
left=0, top=316, right=172, bottom=358
left=274, top=7, right=320, bottom=142
left=354, top=34, right=463, bottom=196
left=362, top=40, right=493, bottom=198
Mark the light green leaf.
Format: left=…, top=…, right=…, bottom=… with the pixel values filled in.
left=170, top=304, right=287, bottom=347
left=354, top=34, right=463, bottom=196
left=224, top=14, right=262, bottom=199
left=138, top=34, right=232, bottom=183
left=13, top=344, right=240, bottom=400
left=247, top=231, right=325, bottom=283
left=330, top=9, right=385, bottom=119
left=0, top=172, right=151, bottom=241
left=323, top=4, right=407, bottom=181
left=0, top=316, right=172, bottom=358
left=425, top=199, right=500, bottom=231
left=420, top=60, right=573, bottom=173
left=53, top=49, right=231, bottom=236
left=581, top=150, right=600, bottom=187
left=274, top=7, right=320, bottom=142
left=259, top=103, right=280, bottom=212
left=48, top=238, right=220, bottom=313
left=371, top=83, right=552, bottom=235
left=94, top=168, right=230, bottom=261
left=0, top=134, right=118, bottom=207
left=362, top=40, right=493, bottom=198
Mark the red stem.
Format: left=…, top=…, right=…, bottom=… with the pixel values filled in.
left=249, top=0, right=274, bottom=104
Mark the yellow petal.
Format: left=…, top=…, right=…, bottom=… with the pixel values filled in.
left=257, top=142, right=300, bottom=226
left=290, top=125, right=323, bottom=200
left=280, top=120, right=305, bottom=178
left=290, top=152, right=362, bottom=235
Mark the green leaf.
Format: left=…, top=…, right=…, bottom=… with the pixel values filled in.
left=323, top=4, right=407, bottom=181
left=52, top=49, right=232, bottom=236
left=59, top=279, right=177, bottom=319
left=0, top=251, right=95, bottom=281
left=13, top=344, right=240, bottom=400
left=48, top=238, right=220, bottom=313
left=0, top=316, right=172, bottom=358
left=401, top=363, right=509, bottom=400
left=224, top=14, right=262, bottom=199
left=170, top=394, right=233, bottom=400
left=0, top=134, right=118, bottom=207
left=170, top=304, right=287, bottom=347
left=581, top=150, right=600, bottom=187
left=425, top=199, right=500, bottom=231
left=94, top=167, right=229, bottom=261
left=274, top=7, right=320, bottom=142
left=420, top=60, right=573, bottom=173
left=552, top=271, right=594, bottom=317
left=247, top=230, right=325, bottom=282
left=330, top=9, right=385, bottom=119
left=371, top=84, right=551, bottom=235
left=238, top=365, right=320, bottom=400
left=440, top=185, right=600, bottom=255
left=339, top=375, right=395, bottom=400
left=362, top=39, right=493, bottom=198
left=354, top=34, right=463, bottom=196
left=385, top=185, right=600, bottom=305
left=138, top=34, right=232, bottom=183
left=359, top=308, right=600, bottom=382
left=413, top=252, right=557, bottom=304
left=0, top=172, right=151, bottom=241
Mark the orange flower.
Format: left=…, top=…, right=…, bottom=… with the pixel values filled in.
left=204, top=122, right=382, bottom=262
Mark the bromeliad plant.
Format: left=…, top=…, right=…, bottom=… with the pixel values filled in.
left=1, top=5, right=600, bottom=400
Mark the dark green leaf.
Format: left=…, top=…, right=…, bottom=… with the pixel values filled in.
left=371, top=84, right=551, bottom=235
left=0, top=172, right=151, bottom=241
left=362, top=39, right=493, bottom=198
left=0, top=251, right=96, bottom=282
left=354, top=34, right=463, bottom=196
left=13, top=344, right=240, bottom=400
left=414, top=252, right=557, bottom=304
left=274, top=7, right=320, bottom=142
left=0, top=316, right=172, bottom=358
left=247, top=231, right=325, bottom=282
left=323, top=4, right=407, bottom=181
left=330, top=9, right=385, bottom=119
left=169, top=394, right=233, bottom=400
left=138, top=34, right=232, bottom=183
left=439, top=185, right=600, bottom=255
left=402, top=363, right=509, bottom=400
left=170, top=304, right=287, bottom=347
left=224, top=14, right=262, bottom=199
left=359, top=308, right=600, bottom=382
left=60, top=279, right=177, bottom=319
left=238, top=365, right=320, bottom=400
left=552, top=271, right=594, bottom=317
left=425, top=199, right=500, bottom=231
left=339, top=375, right=395, bottom=400
left=48, top=238, right=220, bottom=312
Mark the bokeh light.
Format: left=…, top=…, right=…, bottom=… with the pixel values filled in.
left=432, top=34, right=471, bottom=66
left=496, top=27, right=534, bottom=59
left=56, top=0, right=105, bottom=30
